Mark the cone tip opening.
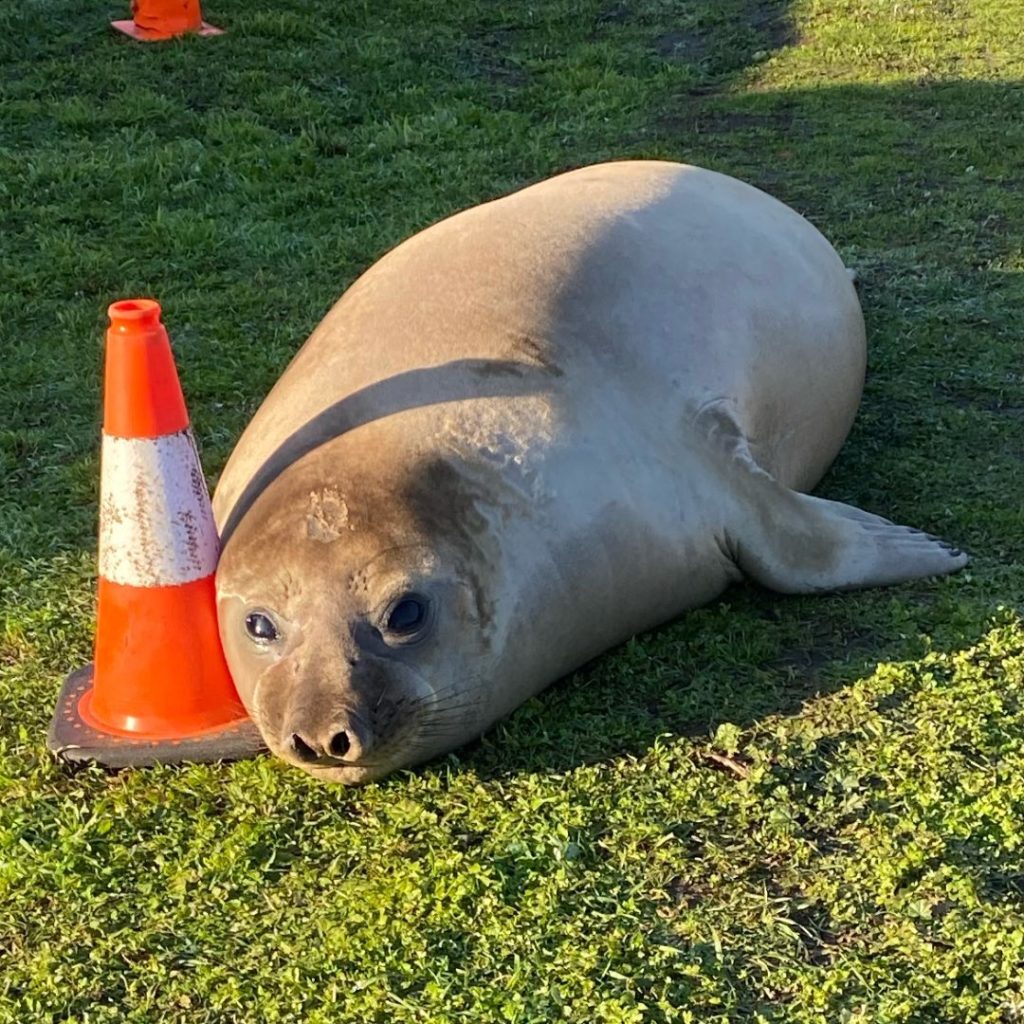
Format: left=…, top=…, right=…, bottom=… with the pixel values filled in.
left=108, top=299, right=162, bottom=330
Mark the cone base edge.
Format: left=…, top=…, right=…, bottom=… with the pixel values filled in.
left=111, top=19, right=224, bottom=41
left=48, top=665, right=266, bottom=768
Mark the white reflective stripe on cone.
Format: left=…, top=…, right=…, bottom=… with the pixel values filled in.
left=98, top=429, right=220, bottom=588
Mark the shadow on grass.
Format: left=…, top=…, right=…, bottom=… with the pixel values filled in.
left=430, top=586, right=1003, bottom=781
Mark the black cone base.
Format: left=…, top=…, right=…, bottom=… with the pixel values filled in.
left=48, top=665, right=267, bottom=768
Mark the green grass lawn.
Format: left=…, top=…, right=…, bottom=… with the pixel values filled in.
left=2, top=0, right=1024, bottom=1020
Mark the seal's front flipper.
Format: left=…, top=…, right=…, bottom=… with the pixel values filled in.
left=698, top=401, right=969, bottom=594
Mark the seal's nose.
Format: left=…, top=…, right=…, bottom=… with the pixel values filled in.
left=328, top=730, right=350, bottom=758
left=286, top=719, right=365, bottom=765
left=290, top=732, right=322, bottom=763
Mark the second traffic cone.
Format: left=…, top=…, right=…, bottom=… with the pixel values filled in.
left=112, top=0, right=224, bottom=41
left=48, top=299, right=264, bottom=767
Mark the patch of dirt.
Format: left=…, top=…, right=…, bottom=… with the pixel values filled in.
left=460, top=32, right=530, bottom=89
left=789, top=902, right=843, bottom=966
left=654, top=101, right=796, bottom=148
left=665, top=875, right=710, bottom=910
left=652, top=28, right=711, bottom=63
left=934, top=381, right=1024, bottom=418
left=765, top=625, right=879, bottom=680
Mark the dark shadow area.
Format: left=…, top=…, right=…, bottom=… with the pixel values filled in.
left=425, top=591, right=1005, bottom=781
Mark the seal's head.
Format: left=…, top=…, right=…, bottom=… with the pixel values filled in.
left=215, top=439, right=506, bottom=784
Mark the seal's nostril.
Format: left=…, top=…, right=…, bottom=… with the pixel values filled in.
left=329, top=730, right=351, bottom=758
left=291, top=733, right=319, bottom=763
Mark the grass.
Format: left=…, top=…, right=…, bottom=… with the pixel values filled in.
left=2, top=0, right=1023, bottom=1020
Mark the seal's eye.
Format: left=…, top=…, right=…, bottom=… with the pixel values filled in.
left=244, top=611, right=280, bottom=645
left=386, top=595, right=427, bottom=636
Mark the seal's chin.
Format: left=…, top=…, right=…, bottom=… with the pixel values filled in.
left=305, top=762, right=388, bottom=786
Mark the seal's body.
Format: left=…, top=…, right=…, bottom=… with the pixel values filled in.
left=213, top=161, right=966, bottom=783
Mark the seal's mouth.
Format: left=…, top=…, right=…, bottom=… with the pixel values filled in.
left=301, top=760, right=392, bottom=785
left=308, top=758, right=381, bottom=771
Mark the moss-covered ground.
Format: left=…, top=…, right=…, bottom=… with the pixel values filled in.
left=2, top=1, right=1023, bottom=1020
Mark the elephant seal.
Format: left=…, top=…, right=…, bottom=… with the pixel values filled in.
left=212, top=160, right=967, bottom=784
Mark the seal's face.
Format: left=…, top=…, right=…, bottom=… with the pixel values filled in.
left=215, top=450, right=504, bottom=784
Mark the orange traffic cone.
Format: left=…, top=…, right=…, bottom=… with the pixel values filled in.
left=48, top=299, right=263, bottom=767
left=112, top=0, right=223, bottom=41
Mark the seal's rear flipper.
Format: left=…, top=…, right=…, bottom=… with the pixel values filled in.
left=727, top=490, right=968, bottom=594
left=698, top=400, right=969, bottom=594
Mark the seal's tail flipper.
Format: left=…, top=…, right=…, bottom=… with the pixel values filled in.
left=697, top=399, right=968, bottom=593
left=727, top=490, right=968, bottom=594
